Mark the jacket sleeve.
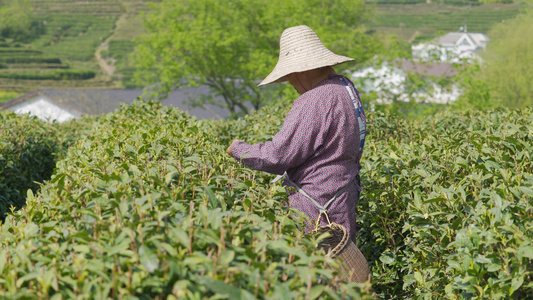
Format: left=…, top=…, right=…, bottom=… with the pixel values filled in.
left=231, top=94, right=330, bottom=175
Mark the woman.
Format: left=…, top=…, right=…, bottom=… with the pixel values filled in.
left=226, top=25, right=366, bottom=245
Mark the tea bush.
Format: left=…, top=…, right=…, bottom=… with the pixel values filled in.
left=0, top=101, right=373, bottom=299
left=360, top=109, right=533, bottom=299
left=0, top=69, right=95, bottom=80
left=212, top=102, right=533, bottom=299
left=0, top=112, right=59, bottom=221
left=1, top=97, right=532, bottom=298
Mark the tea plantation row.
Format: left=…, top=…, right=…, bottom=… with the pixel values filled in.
left=0, top=101, right=372, bottom=299
left=212, top=98, right=533, bottom=299
left=1, top=100, right=532, bottom=299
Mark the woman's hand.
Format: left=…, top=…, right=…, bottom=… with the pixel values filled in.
left=226, top=139, right=237, bottom=156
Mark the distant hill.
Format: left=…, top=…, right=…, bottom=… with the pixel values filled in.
left=0, top=0, right=525, bottom=103
left=0, top=0, right=151, bottom=98
left=365, top=1, right=523, bottom=42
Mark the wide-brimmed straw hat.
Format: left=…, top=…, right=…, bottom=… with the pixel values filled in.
left=258, top=25, right=355, bottom=87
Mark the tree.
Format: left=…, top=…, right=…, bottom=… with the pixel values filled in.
left=133, top=0, right=380, bottom=115
left=455, top=9, right=533, bottom=110
left=0, top=0, right=36, bottom=41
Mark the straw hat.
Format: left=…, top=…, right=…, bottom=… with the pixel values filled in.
left=258, top=25, right=355, bottom=87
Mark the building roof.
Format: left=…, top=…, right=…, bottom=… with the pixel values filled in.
left=0, top=86, right=239, bottom=120
left=399, top=60, right=457, bottom=77
left=438, top=32, right=489, bottom=48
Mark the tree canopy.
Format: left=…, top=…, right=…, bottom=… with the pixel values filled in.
left=455, top=8, right=533, bottom=110
left=133, top=0, right=381, bottom=115
left=0, top=0, right=37, bottom=41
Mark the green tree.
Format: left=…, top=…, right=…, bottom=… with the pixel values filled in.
left=455, top=9, right=533, bottom=110
left=0, top=0, right=36, bottom=41
left=133, top=0, right=380, bottom=115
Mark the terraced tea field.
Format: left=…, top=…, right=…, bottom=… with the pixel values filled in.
left=366, top=2, right=523, bottom=41
left=0, top=0, right=526, bottom=100
left=0, top=0, right=151, bottom=94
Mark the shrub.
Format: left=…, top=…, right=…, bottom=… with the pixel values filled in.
left=360, top=108, right=533, bottom=298
left=1, top=98, right=532, bottom=298
left=0, top=57, right=62, bottom=64
left=0, top=69, right=95, bottom=80
left=0, top=101, right=373, bottom=299
left=213, top=100, right=533, bottom=298
left=0, top=112, right=59, bottom=221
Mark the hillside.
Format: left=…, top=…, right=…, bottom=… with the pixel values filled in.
left=0, top=0, right=525, bottom=104
left=366, top=2, right=523, bottom=42
left=0, top=0, right=152, bottom=99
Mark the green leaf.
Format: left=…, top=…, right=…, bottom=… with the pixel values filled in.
left=511, top=275, right=524, bottom=293
left=379, top=252, right=395, bottom=265
left=309, top=285, right=325, bottom=300
left=171, top=227, right=190, bottom=249
left=518, top=186, right=533, bottom=196
left=200, top=277, right=242, bottom=298
left=165, top=171, right=179, bottom=185
left=487, top=264, right=501, bottom=272
left=220, top=250, right=235, bottom=266
left=139, top=245, right=159, bottom=273
left=205, top=186, right=218, bottom=209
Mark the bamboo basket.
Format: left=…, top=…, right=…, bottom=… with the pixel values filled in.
left=316, top=223, right=371, bottom=288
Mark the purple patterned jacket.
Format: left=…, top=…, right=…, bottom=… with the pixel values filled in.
left=232, top=74, right=366, bottom=242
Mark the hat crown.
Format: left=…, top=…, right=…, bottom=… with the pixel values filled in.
left=278, top=25, right=327, bottom=60
left=258, top=25, right=355, bottom=87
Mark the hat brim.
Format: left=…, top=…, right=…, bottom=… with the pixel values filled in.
left=258, top=55, right=355, bottom=87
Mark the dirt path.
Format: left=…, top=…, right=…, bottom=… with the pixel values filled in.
left=95, top=13, right=128, bottom=76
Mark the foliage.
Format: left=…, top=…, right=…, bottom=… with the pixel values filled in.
left=133, top=0, right=380, bottom=114
left=101, top=40, right=142, bottom=88
left=0, top=110, right=97, bottom=221
left=2, top=93, right=533, bottom=298
left=453, top=9, right=533, bottom=110
left=30, top=15, right=117, bottom=62
left=0, top=91, right=20, bottom=104
left=0, top=0, right=43, bottom=41
left=479, top=9, right=533, bottom=108
left=0, top=101, right=373, bottom=299
left=0, top=69, right=96, bottom=80
left=213, top=98, right=533, bottom=298
left=0, top=112, right=59, bottom=221
left=362, top=108, right=533, bottom=298
left=370, top=7, right=521, bottom=33
left=0, top=56, right=62, bottom=64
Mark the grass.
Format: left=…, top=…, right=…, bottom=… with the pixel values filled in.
left=0, top=91, right=21, bottom=104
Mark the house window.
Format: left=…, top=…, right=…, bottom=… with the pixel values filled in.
left=459, top=38, right=471, bottom=47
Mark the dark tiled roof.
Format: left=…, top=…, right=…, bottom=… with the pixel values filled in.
left=1, top=86, right=240, bottom=120
left=399, top=60, right=457, bottom=77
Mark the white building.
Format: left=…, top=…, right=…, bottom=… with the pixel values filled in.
left=351, top=31, right=489, bottom=104
left=0, top=87, right=242, bottom=123
left=412, top=32, right=489, bottom=63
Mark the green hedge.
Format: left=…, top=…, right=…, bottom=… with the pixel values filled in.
left=212, top=101, right=533, bottom=298
left=0, top=48, right=43, bottom=55
left=0, top=112, right=59, bottom=220
left=372, top=8, right=521, bottom=33
left=1, top=99, right=532, bottom=298
left=0, top=69, right=95, bottom=80
left=0, top=101, right=372, bottom=299
left=0, top=57, right=62, bottom=64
